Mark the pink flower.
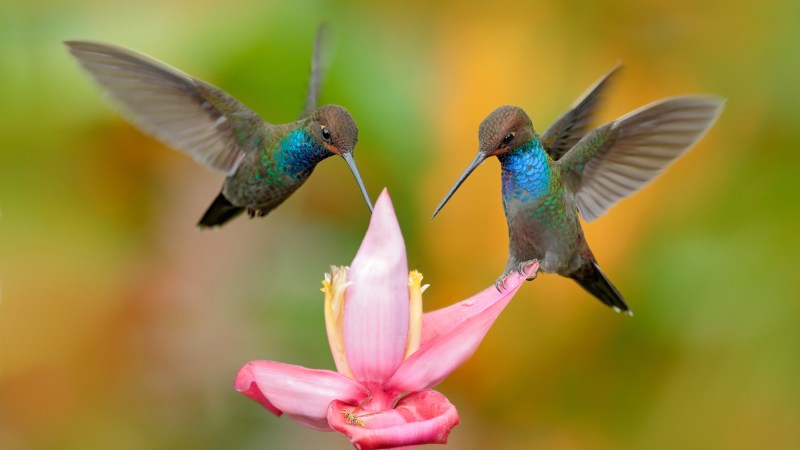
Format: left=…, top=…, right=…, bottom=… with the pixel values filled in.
left=235, top=189, right=538, bottom=449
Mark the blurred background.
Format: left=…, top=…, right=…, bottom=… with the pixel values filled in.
left=1, top=0, right=798, bottom=448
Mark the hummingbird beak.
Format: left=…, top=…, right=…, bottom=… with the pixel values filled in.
left=432, top=152, right=488, bottom=218
left=341, top=151, right=374, bottom=212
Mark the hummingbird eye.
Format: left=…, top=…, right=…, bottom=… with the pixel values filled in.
left=501, top=132, right=515, bottom=146
left=321, top=126, right=332, bottom=141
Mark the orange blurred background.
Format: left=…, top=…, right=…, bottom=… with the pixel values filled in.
left=1, top=0, right=799, bottom=449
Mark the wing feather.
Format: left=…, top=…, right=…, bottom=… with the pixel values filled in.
left=559, top=96, right=725, bottom=221
left=65, top=40, right=267, bottom=175
left=540, top=65, right=620, bottom=160
left=300, top=24, right=334, bottom=118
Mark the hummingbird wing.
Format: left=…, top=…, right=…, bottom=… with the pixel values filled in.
left=300, top=24, right=334, bottom=119
left=540, top=65, right=620, bottom=160
left=559, top=96, right=724, bottom=222
left=65, top=40, right=266, bottom=176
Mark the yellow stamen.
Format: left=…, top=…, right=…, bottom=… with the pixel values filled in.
left=322, top=266, right=354, bottom=379
left=404, top=270, right=426, bottom=359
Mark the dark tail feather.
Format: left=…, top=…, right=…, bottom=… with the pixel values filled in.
left=197, top=193, right=244, bottom=228
left=571, top=261, right=631, bottom=315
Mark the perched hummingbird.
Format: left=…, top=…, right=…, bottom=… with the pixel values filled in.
left=65, top=27, right=373, bottom=228
left=433, top=67, right=724, bottom=313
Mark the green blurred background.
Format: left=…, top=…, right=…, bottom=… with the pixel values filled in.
left=2, top=0, right=799, bottom=448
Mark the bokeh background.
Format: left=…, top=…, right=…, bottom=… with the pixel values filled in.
left=2, top=0, right=799, bottom=448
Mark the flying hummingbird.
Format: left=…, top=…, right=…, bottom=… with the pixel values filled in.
left=432, top=67, right=724, bottom=313
left=65, top=27, right=373, bottom=228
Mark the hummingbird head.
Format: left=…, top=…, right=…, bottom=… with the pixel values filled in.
left=313, top=104, right=359, bottom=155
left=432, top=105, right=535, bottom=218
left=478, top=105, right=535, bottom=156
left=311, top=104, right=373, bottom=212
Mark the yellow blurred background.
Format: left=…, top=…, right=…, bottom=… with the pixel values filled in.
left=2, top=0, right=798, bottom=448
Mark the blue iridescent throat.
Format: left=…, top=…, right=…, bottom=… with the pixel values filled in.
left=274, top=129, right=332, bottom=178
left=498, top=137, right=551, bottom=203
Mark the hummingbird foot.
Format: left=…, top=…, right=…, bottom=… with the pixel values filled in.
left=494, top=260, right=539, bottom=292
left=518, top=259, right=540, bottom=281
left=246, top=207, right=270, bottom=218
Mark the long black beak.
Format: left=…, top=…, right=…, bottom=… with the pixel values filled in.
left=341, top=152, right=373, bottom=212
left=431, top=152, right=488, bottom=218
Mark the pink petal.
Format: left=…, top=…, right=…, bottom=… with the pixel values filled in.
left=421, top=262, right=538, bottom=348
left=386, top=263, right=537, bottom=392
left=345, top=189, right=409, bottom=386
left=235, top=360, right=369, bottom=431
left=328, top=390, right=460, bottom=450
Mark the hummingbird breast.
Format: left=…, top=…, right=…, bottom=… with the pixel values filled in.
left=222, top=128, right=331, bottom=211
left=499, top=140, right=585, bottom=275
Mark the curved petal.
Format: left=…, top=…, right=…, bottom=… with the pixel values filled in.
left=386, top=263, right=538, bottom=392
left=235, top=361, right=368, bottom=431
left=421, top=262, right=538, bottom=347
left=345, top=189, right=409, bottom=386
left=328, top=390, right=460, bottom=449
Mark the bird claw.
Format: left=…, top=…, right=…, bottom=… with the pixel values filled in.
left=495, top=260, right=540, bottom=291
left=246, top=208, right=268, bottom=218
left=517, top=260, right=539, bottom=280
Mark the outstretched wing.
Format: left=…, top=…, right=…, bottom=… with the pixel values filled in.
left=300, top=24, right=334, bottom=119
left=540, top=65, right=620, bottom=160
left=559, top=96, right=724, bottom=222
left=65, top=40, right=266, bottom=175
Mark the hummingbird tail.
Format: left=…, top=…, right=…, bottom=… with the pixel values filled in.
left=198, top=193, right=244, bottom=228
left=571, top=261, right=631, bottom=315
